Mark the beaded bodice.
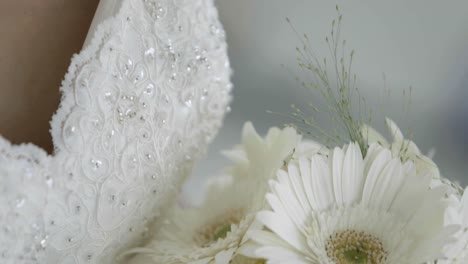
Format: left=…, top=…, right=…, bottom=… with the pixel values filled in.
left=0, top=0, right=231, bottom=263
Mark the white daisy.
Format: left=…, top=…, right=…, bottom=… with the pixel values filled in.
left=362, top=118, right=440, bottom=178
left=223, top=122, right=308, bottom=180
left=133, top=175, right=261, bottom=264
left=247, top=143, right=456, bottom=264
left=431, top=186, right=468, bottom=264
left=128, top=122, right=306, bottom=264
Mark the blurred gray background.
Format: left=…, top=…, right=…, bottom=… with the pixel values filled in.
left=184, top=0, right=468, bottom=202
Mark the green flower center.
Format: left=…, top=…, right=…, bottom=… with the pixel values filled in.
left=195, top=209, right=244, bottom=247
left=326, top=230, right=387, bottom=264
left=231, top=255, right=266, bottom=264
left=343, top=249, right=368, bottom=264
left=212, top=224, right=232, bottom=241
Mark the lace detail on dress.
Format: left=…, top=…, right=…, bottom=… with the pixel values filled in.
left=0, top=0, right=231, bottom=263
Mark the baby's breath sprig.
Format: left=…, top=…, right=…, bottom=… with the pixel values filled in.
left=287, top=5, right=372, bottom=155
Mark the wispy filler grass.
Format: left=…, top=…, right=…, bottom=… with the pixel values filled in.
left=286, top=5, right=372, bottom=155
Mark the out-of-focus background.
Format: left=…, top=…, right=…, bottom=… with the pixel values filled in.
left=184, top=0, right=468, bottom=202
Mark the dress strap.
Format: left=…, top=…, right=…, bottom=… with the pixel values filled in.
left=83, top=0, right=124, bottom=48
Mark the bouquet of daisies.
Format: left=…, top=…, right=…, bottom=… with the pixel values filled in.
left=127, top=8, right=468, bottom=264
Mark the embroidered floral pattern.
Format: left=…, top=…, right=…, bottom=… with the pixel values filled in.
left=0, top=0, right=231, bottom=263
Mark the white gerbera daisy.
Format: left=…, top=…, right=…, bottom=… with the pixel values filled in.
left=362, top=118, right=440, bottom=178
left=223, top=122, right=317, bottom=180
left=248, top=143, right=456, bottom=264
left=432, top=187, right=468, bottom=264
left=128, top=122, right=307, bottom=264
left=132, top=175, right=260, bottom=264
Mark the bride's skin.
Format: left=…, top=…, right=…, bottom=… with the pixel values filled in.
left=0, top=0, right=99, bottom=152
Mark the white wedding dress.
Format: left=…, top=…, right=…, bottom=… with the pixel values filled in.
left=0, top=0, right=231, bottom=263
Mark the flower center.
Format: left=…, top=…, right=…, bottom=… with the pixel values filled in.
left=326, top=230, right=387, bottom=264
left=195, top=209, right=244, bottom=247
left=231, top=255, right=266, bottom=264
left=212, top=224, right=232, bottom=241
